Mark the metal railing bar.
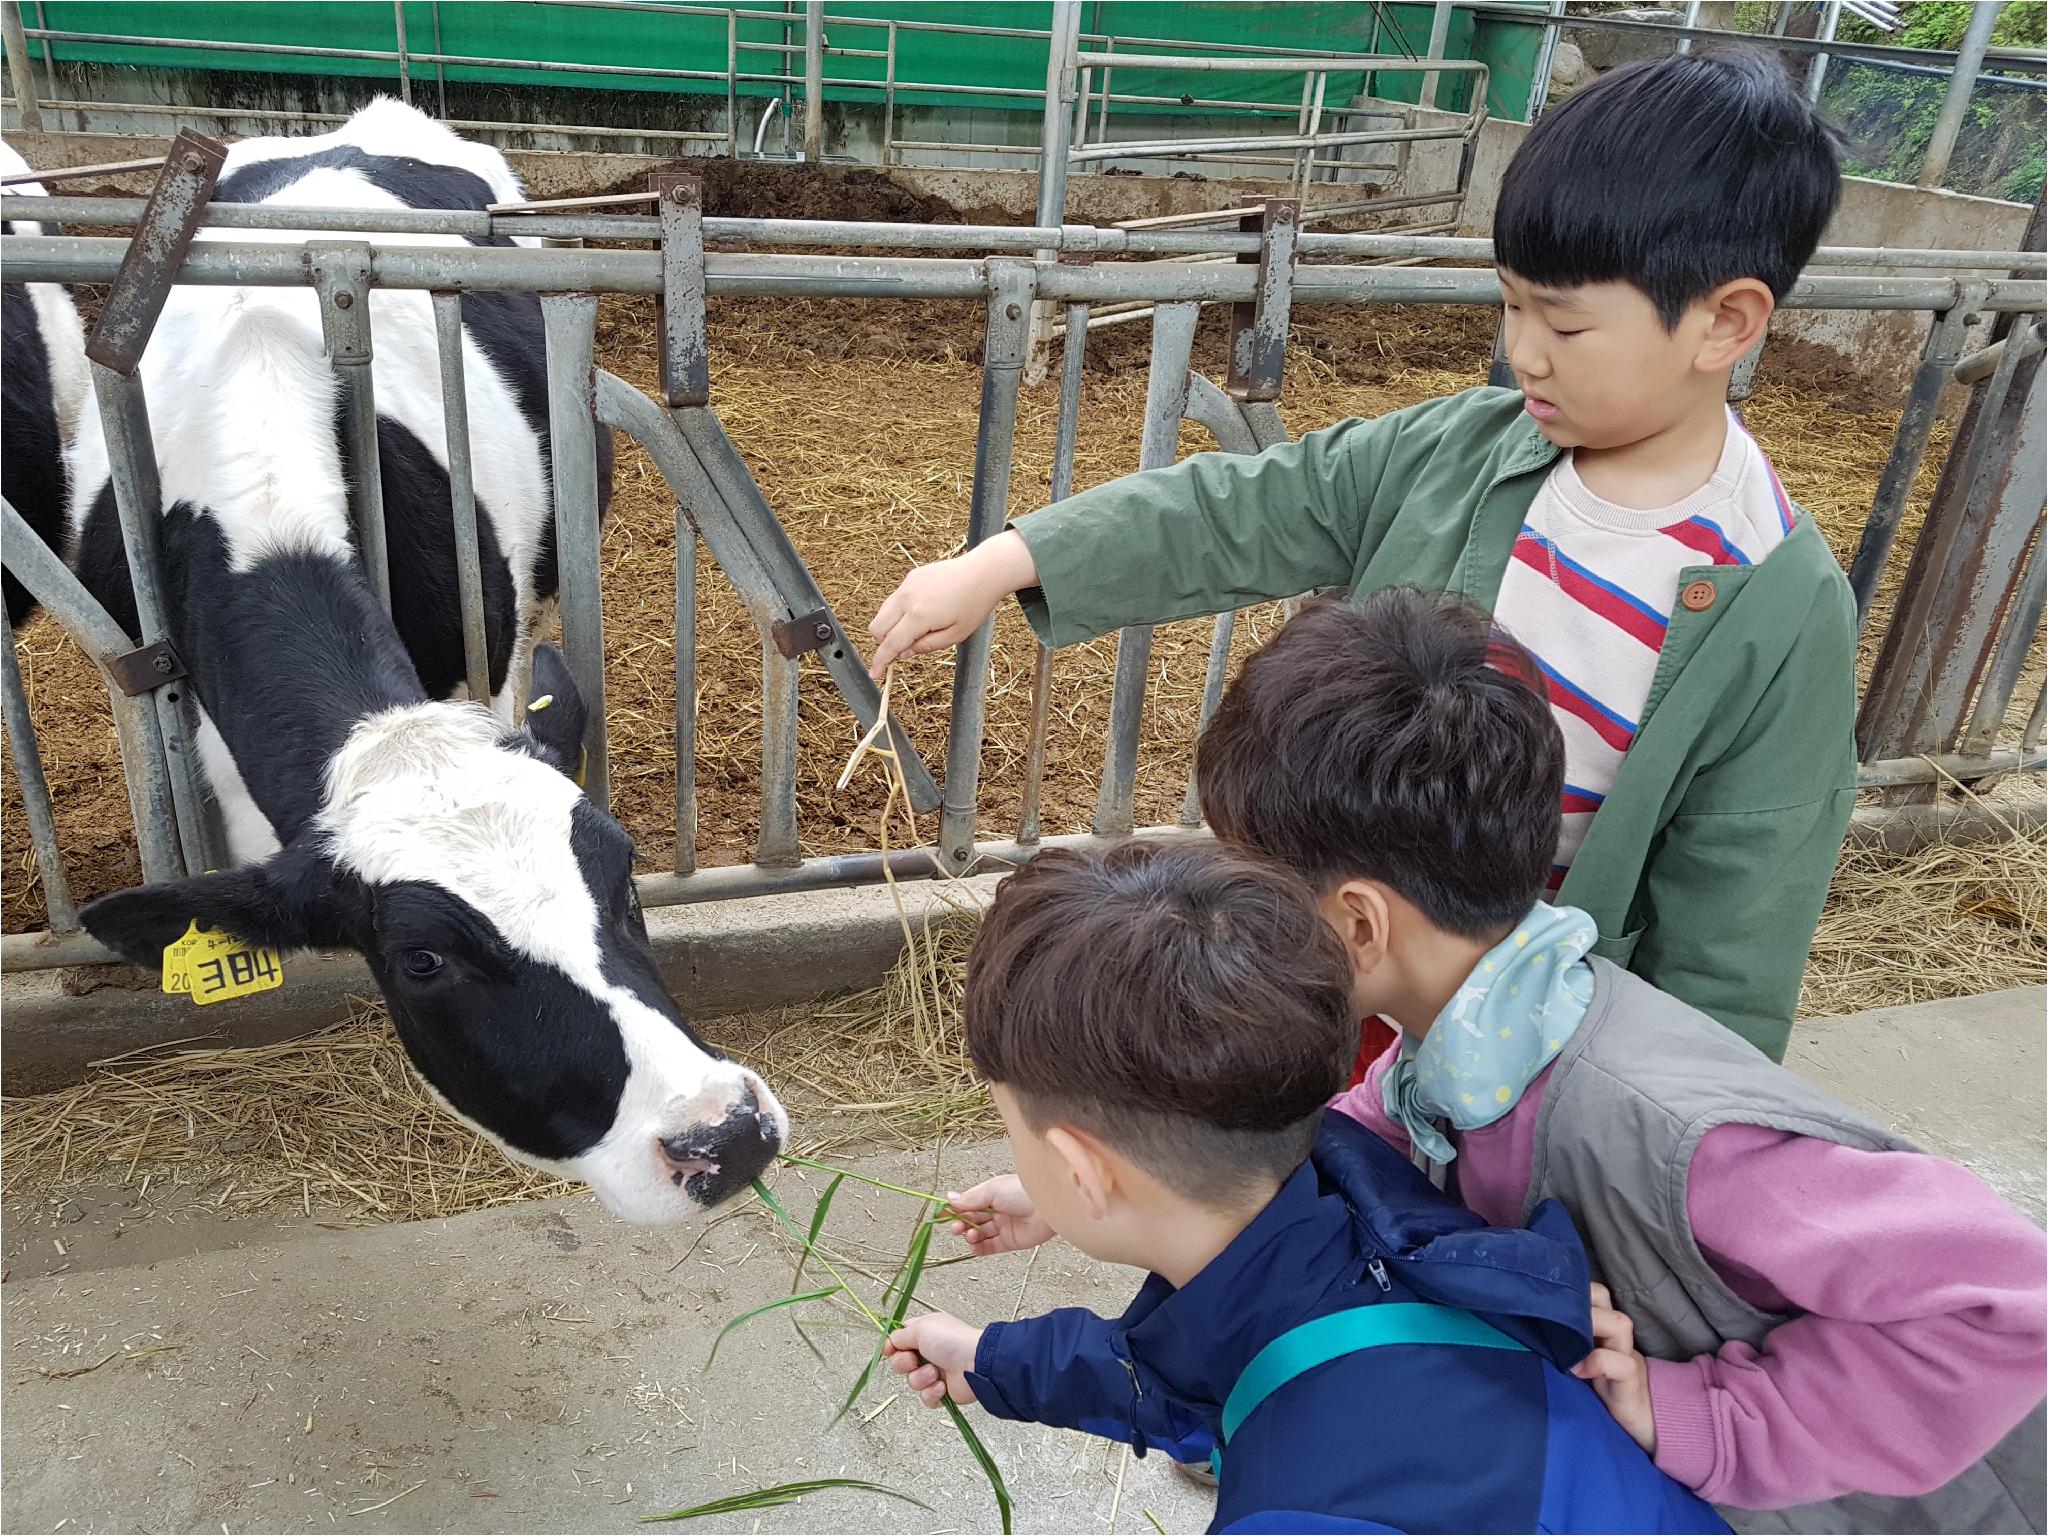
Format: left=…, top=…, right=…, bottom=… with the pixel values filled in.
left=307, top=244, right=393, bottom=615
left=1960, top=521, right=2045, bottom=757
left=1093, top=300, right=1198, bottom=838
left=2, top=618, right=78, bottom=930
left=16, top=196, right=2046, bottom=274
left=430, top=292, right=492, bottom=708
left=757, top=638, right=801, bottom=868
left=5, top=96, right=733, bottom=145
left=1068, top=124, right=1473, bottom=162
left=1855, top=746, right=2047, bottom=787
left=938, top=258, right=1034, bottom=874
left=2026, top=682, right=2047, bottom=755
left=0, top=497, right=183, bottom=884
left=675, top=515, right=698, bottom=878
left=539, top=292, right=609, bottom=806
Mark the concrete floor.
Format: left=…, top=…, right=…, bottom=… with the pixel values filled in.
left=3, top=985, right=2041, bottom=1535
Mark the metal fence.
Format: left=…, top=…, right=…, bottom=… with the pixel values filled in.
left=0, top=154, right=2043, bottom=972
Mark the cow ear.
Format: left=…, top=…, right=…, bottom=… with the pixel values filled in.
left=520, top=642, right=589, bottom=782
left=80, top=839, right=366, bottom=969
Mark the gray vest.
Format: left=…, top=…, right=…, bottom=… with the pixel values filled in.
left=1523, top=959, right=2045, bottom=1535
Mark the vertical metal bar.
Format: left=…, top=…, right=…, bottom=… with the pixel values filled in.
left=653, top=173, right=710, bottom=408
left=727, top=11, right=740, bottom=160
left=1529, top=0, right=1567, bottom=114
left=2, top=623, right=77, bottom=929
left=2, top=1, right=44, bottom=132
left=1920, top=0, right=2003, bottom=187
left=1073, top=64, right=1093, bottom=158
left=675, top=514, right=698, bottom=876
left=1299, top=71, right=1327, bottom=196
left=1017, top=296, right=1090, bottom=847
left=308, top=245, right=391, bottom=615
left=431, top=293, right=491, bottom=708
left=88, top=364, right=217, bottom=877
left=882, top=20, right=897, bottom=164
left=1421, top=0, right=1452, bottom=110
left=1960, top=520, right=2044, bottom=755
left=430, top=0, right=448, bottom=119
left=1727, top=334, right=1765, bottom=402
left=1677, top=0, right=1703, bottom=54
left=392, top=0, right=412, bottom=107
left=0, top=497, right=182, bottom=885
left=1291, top=71, right=1315, bottom=187
left=1027, top=0, right=1082, bottom=377
left=541, top=293, right=609, bottom=809
left=1848, top=299, right=1976, bottom=628
left=2026, top=680, right=2046, bottom=754
left=1805, top=0, right=1841, bottom=104
left=1096, top=55, right=1111, bottom=145
left=801, top=0, right=824, bottom=162
left=1227, top=199, right=1300, bottom=403
left=757, top=640, right=799, bottom=869
left=1092, top=301, right=1198, bottom=838
left=1488, top=314, right=1517, bottom=390
left=937, top=259, right=1034, bottom=874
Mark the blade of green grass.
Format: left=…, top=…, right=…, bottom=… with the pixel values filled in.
left=830, top=1341, right=884, bottom=1428
left=880, top=1202, right=935, bottom=1323
left=641, top=1477, right=934, bottom=1523
left=752, top=1179, right=884, bottom=1332
left=705, top=1286, right=842, bottom=1371
left=791, top=1171, right=846, bottom=1295
left=780, top=1153, right=950, bottom=1205
left=1145, top=1509, right=1168, bottom=1533
left=944, top=1397, right=1015, bottom=1535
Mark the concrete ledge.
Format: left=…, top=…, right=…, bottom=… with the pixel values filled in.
left=0, top=873, right=1001, bottom=1096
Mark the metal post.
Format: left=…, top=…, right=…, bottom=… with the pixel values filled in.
left=1961, top=521, right=2045, bottom=755
left=675, top=515, right=698, bottom=876
left=1420, top=0, right=1453, bottom=110
left=391, top=0, right=412, bottom=107
left=801, top=0, right=824, bottom=163
left=430, top=292, right=492, bottom=708
left=882, top=19, right=896, bottom=164
left=430, top=0, right=448, bottom=119
left=1037, top=0, right=1081, bottom=232
left=88, top=364, right=218, bottom=877
left=308, top=243, right=391, bottom=615
left=1018, top=293, right=1090, bottom=847
left=757, top=636, right=800, bottom=869
left=1677, top=0, right=1704, bottom=54
left=1529, top=0, right=1568, bottom=115
left=726, top=11, right=739, bottom=159
left=2, top=622, right=77, bottom=929
left=2, top=0, right=44, bottom=132
left=540, top=292, right=609, bottom=808
left=937, top=259, right=1034, bottom=874
left=1805, top=0, right=1841, bottom=104
left=1727, top=333, right=1766, bottom=401
left=1920, top=0, right=2003, bottom=188
left=1092, top=301, right=1198, bottom=838
left=1847, top=296, right=1979, bottom=627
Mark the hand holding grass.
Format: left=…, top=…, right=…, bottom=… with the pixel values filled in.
left=945, top=1174, right=1056, bottom=1255
left=886, top=1312, right=985, bottom=1408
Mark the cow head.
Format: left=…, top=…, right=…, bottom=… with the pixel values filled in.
left=81, top=646, right=786, bottom=1224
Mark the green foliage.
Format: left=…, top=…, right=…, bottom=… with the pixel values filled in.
left=643, top=1478, right=934, bottom=1523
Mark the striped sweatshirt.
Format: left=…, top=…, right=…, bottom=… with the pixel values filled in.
left=1495, top=411, right=1794, bottom=886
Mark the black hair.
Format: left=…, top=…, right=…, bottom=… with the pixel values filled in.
left=1196, top=590, right=1563, bottom=940
left=966, top=839, right=1356, bottom=1208
left=1494, top=47, right=1844, bottom=326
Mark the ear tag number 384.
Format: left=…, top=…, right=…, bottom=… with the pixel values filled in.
left=161, top=921, right=285, bottom=1005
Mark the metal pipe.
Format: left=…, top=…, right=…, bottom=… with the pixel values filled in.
left=1677, top=0, right=1703, bottom=55
left=2, top=0, right=43, bottom=132
left=1854, top=746, right=2046, bottom=787
left=0, top=497, right=182, bottom=883
left=1018, top=297, right=1089, bottom=847
left=727, top=10, right=740, bottom=159
left=757, top=640, right=800, bottom=868
left=801, top=0, right=823, bottom=162
left=1529, top=0, right=1568, bottom=114
left=1036, top=0, right=1081, bottom=231
left=2, top=619, right=77, bottom=929
left=1848, top=298, right=1978, bottom=627
left=881, top=18, right=896, bottom=165
left=1421, top=0, right=1453, bottom=109
left=1960, top=521, right=2045, bottom=756
left=2027, top=681, right=2046, bottom=754
left=1093, top=301, right=1198, bottom=837
left=937, top=260, right=1034, bottom=874
left=308, top=245, right=392, bottom=615
left=540, top=293, right=608, bottom=809
left=430, top=0, right=447, bottom=119
left=675, top=516, right=698, bottom=877
left=391, top=0, right=412, bottom=107
left=89, top=364, right=217, bottom=877
left=1806, top=0, right=1842, bottom=105
left=430, top=293, right=492, bottom=707
left=1919, top=0, right=2004, bottom=187
left=1957, top=327, right=2046, bottom=385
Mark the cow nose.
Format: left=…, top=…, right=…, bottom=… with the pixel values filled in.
left=657, top=1084, right=782, bottom=1207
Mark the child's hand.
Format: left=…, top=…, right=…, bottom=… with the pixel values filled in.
left=945, top=1174, right=1055, bottom=1256
left=1573, top=1282, right=1656, bottom=1454
left=885, top=1312, right=985, bottom=1408
left=867, top=531, right=1039, bottom=679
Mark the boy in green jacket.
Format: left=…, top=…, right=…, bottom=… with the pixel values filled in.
left=867, top=48, right=1856, bottom=1061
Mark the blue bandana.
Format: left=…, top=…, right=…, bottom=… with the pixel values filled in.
left=1381, top=903, right=1599, bottom=1164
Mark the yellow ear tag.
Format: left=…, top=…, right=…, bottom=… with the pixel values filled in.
left=160, top=921, right=284, bottom=1005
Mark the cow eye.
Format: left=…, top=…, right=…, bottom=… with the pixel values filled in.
left=401, top=949, right=444, bottom=979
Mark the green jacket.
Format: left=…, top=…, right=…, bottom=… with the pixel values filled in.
left=1011, top=386, right=1857, bottom=1061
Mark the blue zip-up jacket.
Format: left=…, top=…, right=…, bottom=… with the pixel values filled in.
left=965, top=1112, right=1726, bottom=1534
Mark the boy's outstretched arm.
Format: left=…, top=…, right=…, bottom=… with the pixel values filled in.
left=960, top=1307, right=1213, bottom=1459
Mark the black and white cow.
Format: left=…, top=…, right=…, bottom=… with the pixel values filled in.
left=1, top=139, right=89, bottom=627
left=63, top=101, right=786, bottom=1224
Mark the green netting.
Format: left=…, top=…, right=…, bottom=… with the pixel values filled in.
left=18, top=1, right=1537, bottom=120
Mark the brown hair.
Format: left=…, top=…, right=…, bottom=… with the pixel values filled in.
left=965, top=839, right=1356, bottom=1207
left=1195, top=589, right=1564, bottom=939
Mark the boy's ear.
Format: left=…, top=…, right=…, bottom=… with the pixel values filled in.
left=1045, top=1126, right=1118, bottom=1222
left=515, top=642, right=590, bottom=782
left=1318, top=879, right=1393, bottom=977
left=80, top=839, right=368, bottom=969
left=1694, top=278, right=1775, bottom=374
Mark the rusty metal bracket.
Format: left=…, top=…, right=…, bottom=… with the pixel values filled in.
left=1225, top=198, right=1300, bottom=403
left=653, top=172, right=710, bottom=409
left=770, top=607, right=836, bottom=660
left=84, top=129, right=226, bottom=376
left=103, top=639, right=187, bottom=697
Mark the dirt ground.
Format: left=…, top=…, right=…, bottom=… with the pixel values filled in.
left=1, top=164, right=2038, bottom=936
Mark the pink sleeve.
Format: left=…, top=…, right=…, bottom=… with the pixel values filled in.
left=1647, top=1122, right=2048, bottom=1510
left=1328, top=1037, right=1408, bottom=1155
